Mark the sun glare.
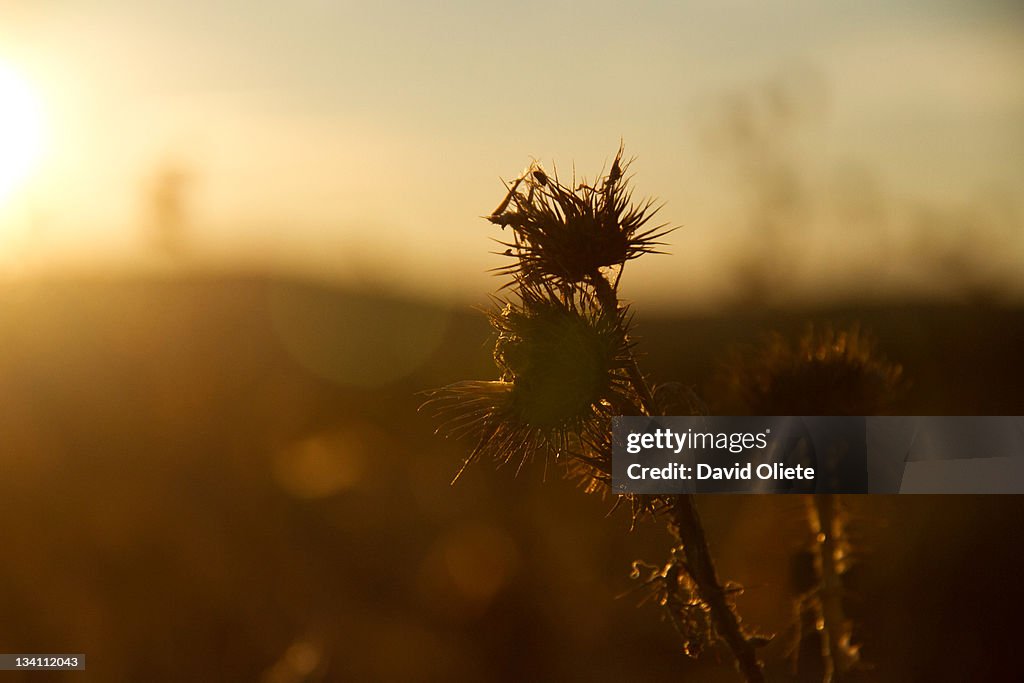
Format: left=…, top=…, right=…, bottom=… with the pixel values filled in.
left=0, top=61, right=45, bottom=206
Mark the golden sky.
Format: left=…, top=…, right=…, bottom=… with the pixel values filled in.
left=0, top=1, right=1021, bottom=307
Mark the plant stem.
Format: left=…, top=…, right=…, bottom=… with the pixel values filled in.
left=590, top=268, right=763, bottom=682
left=670, top=496, right=765, bottom=683
left=808, top=494, right=856, bottom=682
left=588, top=271, right=656, bottom=416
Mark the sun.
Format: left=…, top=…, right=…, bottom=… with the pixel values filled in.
left=0, top=61, right=45, bottom=205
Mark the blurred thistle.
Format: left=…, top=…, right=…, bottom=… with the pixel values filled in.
left=710, top=324, right=905, bottom=682
left=711, top=323, right=906, bottom=416
left=425, top=145, right=767, bottom=682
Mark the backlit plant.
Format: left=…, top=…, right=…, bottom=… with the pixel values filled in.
left=426, top=145, right=768, bottom=681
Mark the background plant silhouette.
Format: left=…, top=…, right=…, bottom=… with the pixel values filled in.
left=710, top=325, right=906, bottom=681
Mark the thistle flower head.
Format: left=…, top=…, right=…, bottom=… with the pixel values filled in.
left=487, top=145, right=672, bottom=288
left=710, top=323, right=906, bottom=416
left=493, top=285, right=633, bottom=424
left=426, top=284, right=637, bottom=478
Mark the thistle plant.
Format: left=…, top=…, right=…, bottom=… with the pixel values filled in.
left=712, top=324, right=906, bottom=681
left=711, top=324, right=905, bottom=419
left=427, top=146, right=767, bottom=682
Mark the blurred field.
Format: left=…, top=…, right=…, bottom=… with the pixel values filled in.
left=0, top=273, right=1022, bottom=681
